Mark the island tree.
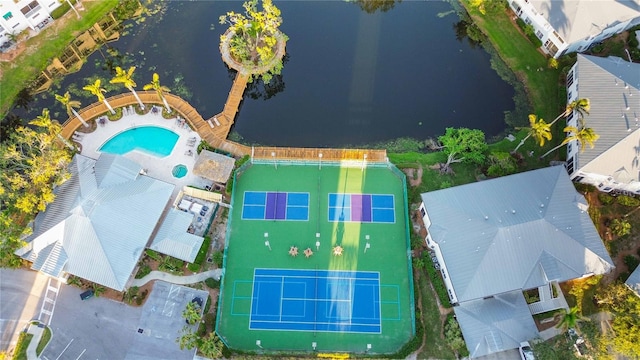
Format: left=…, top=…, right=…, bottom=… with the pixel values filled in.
left=438, top=127, right=488, bottom=173
left=513, top=114, right=552, bottom=153
left=219, top=0, right=287, bottom=83
left=541, top=118, right=599, bottom=158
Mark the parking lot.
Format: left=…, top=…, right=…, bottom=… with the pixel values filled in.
left=40, top=281, right=208, bottom=360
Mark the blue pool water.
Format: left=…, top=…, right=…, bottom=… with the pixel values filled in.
left=172, top=164, right=188, bottom=178
left=99, top=126, right=179, bottom=157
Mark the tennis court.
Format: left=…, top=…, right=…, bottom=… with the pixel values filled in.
left=216, top=162, right=414, bottom=354
left=242, top=191, right=310, bottom=221
left=328, top=193, right=395, bottom=223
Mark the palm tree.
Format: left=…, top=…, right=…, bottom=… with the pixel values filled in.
left=513, top=114, right=552, bottom=153
left=83, top=79, right=115, bottom=114
left=110, top=66, right=145, bottom=110
left=548, top=98, right=590, bottom=127
left=541, top=118, right=600, bottom=158
left=55, top=91, right=88, bottom=127
left=555, top=307, right=587, bottom=332
left=29, top=109, right=74, bottom=149
left=143, top=73, right=171, bottom=113
left=182, top=301, right=202, bottom=325
left=63, top=0, right=81, bottom=19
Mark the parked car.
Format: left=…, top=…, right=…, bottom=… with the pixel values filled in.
left=519, top=341, right=535, bottom=360
left=191, top=296, right=203, bottom=309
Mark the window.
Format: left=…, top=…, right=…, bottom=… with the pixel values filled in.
left=567, top=70, right=574, bottom=87
left=420, top=207, right=426, bottom=217
left=536, top=30, right=543, bottom=39
left=567, top=111, right=574, bottom=123
left=21, top=1, right=40, bottom=17
left=566, top=156, right=574, bottom=174
left=3, top=12, right=13, bottom=21
left=567, top=91, right=572, bottom=101
left=573, top=176, right=584, bottom=182
left=553, top=31, right=565, bottom=44
left=567, top=141, right=573, bottom=154
left=524, top=17, right=532, bottom=25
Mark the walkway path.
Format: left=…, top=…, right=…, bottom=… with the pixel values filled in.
left=130, top=269, right=222, bottom=287
left=25, top=322, right=44, bottom=360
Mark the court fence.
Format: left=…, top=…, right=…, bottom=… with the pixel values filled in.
left=388, top=163, right=416, bottom=336
left=215, top=157, right=253, bottom=348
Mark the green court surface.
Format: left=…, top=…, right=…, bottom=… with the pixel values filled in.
left=216, top=162, right=414, bottom=354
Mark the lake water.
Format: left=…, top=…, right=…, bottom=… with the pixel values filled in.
left=5, top=0, right=516, bottom=148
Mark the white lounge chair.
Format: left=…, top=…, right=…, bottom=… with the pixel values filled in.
left=207, top=120, right=214, bottom=128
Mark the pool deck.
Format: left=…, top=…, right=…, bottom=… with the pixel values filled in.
left=75, top=109, right=211, bottom=198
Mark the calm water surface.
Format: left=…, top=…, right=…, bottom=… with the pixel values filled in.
left=7, top=1, right=515, bottom=148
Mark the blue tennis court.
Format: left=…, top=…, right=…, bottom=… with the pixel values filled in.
left=248, top=269, right=381, bottom=333
left=242, top=191, right=310, bottom=221
left=328, top=193, right=395, bottom=223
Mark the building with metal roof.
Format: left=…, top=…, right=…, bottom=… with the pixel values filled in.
left=564, top=54, right=640, bottom=194
left=508, top=0, right=640, bottom=58
left=419, top=166, right=614, bottom=357
left=192, top=150, right=235, bottom=184
left=627, top=266, right=640, bottom=297
left=16, top=154, right=175, bottom=291
left=149, top=208, right=204, bottom=263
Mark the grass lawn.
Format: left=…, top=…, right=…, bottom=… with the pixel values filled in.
left=0, top=0, right=119, bottom=118
left=12, top=332, right=33, bottom=360
left=36, top=326, right=52, bottom=356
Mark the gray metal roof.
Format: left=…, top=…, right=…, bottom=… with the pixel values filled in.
left=18, top=154, right=174, bottom=291
left=626, top=266, right=640, bottom=296
left=529, top=0, right=640, bottom=44
left=421, top=166, right=614, bottom=302
left=150, top=208, right=204, bottom=263
left=454, top=290, right=539, bottom=358
left=573, top=55, right=640, bottom=183
left=192, top=150, right=235, bottom=183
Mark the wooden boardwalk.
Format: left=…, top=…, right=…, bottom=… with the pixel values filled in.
left=60, top=73, right=387, bottom=163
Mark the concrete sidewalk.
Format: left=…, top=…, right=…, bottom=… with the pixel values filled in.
left=25, top=322, right=46, bottom=360
left=130, top=269, right=222, bottom=287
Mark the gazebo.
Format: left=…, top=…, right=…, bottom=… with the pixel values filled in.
left=192, top=150, right=236, bottom=185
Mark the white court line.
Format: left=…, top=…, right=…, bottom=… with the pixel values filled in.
left=55, top=338, right=74, bottom=360
left=75, top=348, right=86, bottom=360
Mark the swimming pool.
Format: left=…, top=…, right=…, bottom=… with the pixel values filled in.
left=99, top=126, right=179, bottom=157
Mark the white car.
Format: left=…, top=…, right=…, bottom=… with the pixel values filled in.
left=519, top=341, right=535, bottom=360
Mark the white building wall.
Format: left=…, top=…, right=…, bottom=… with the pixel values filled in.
left=421, top=204, right=458, bottom=305
left=509, top=0, right=640, bottom=58
left=0, top=0, right=60, bottom=41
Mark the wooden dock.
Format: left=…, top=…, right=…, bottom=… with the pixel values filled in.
left=60, top=73, right=387, bottom=163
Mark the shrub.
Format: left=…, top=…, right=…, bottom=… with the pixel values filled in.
left=187, top=236, right=212, bottom=272
left=424, top=255, right=451, bottom=308
left=412, top=257, right=425, bottom=270
left=135, top=264, right=151, bottom=279
left=624, top=255, right=640, bottom=272
left=486, top=151, right=517, bottom=177
left=617, top=195, right=640, bottom=207
left=205, top=277, right=220, bottom=289
left=444, top=314, right=468, bottom=356
left=145, top=249, right=162, bottom=261
left=610, top=218, right=632, bottom=237
left=204, top=295, right=211, bottom=314
left=598, top=192, right=615, bottom=205
left=211, top=251, right=223, bottom=268
left=50, top=0, right=77, bottom=19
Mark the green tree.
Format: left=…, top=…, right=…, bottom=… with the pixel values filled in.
left=595, top=283, right=640, bottom=357
left=437, top=127, right=487, bottom=173
left=55, top=92, right=88, bottom=128
left=92, top=283, right=106, bottom=297
left=199, top=332, right=224, bottom=359
left=610, top=218, right=632, bottom=237
left=83, top=79, right=115, bottom=115
left=487, top=151, right=517, bottom=177
left=541, top=118, right=599, bottom=158
left=352, top=0, right=400, bottom=13
left=143, top=73, right=171, bottom=113
left=177, top=326, right=199, bottom=350
left=555, top=307, right=587, bottom=332
left=110, top=66, right=145, bottom=110
left=182, top=301, right=202, bottom=325
left=513, top=114, right=552, bottom=153
left=30, top=109, right=74, bottom=150
left=123, top=286, right=139, bottom=304
left=0, top=211, right=28, bottom=268
left=219, top=0, right=287, bottom=83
